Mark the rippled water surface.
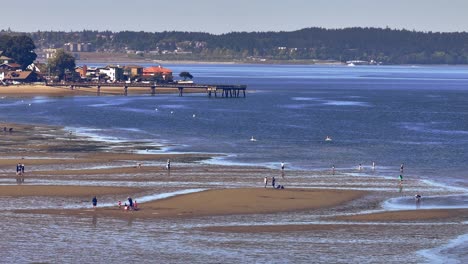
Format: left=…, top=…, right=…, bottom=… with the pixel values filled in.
left=0, top=64, right=467, bottom=263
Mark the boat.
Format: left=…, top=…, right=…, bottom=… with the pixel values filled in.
left=250, top=136, right=257, bottom=142
left=325, top=136, right=332, bottom=142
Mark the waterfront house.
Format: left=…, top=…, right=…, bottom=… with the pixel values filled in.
left=2, top=71, right=38, bottom=83
left=0, top=63, right=21, bottom=71
left=0, top=55, right=14, bottom=64
left=143, top=65, right=173, bottom=82
left=99, top=65, right=125, bottom=82
left=124, top=65, right=143, bottom=78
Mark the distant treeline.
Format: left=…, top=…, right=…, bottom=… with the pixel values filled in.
left=6, top=27, right=468, bottom=64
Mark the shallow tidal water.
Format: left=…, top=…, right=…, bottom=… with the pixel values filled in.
left=0, top=64, right=467, bottom=263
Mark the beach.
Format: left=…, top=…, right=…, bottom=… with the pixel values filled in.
left=1, top=64, right=467, bottom=263
left=0, top=121, right=466, bottom=263
left=0, top=83, right=203, bottom=97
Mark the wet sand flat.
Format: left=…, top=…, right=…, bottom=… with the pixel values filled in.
left=0, top=185, right=144, bottom=197
left=15, top=188, right=367, bottom=218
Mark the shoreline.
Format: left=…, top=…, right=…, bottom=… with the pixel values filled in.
left=0, top=121, right=466, bottom=263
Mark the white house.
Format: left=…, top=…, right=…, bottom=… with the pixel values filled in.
left=99, top=65, right=124, bottom=81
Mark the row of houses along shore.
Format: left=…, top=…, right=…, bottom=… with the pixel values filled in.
left=1, top=51, right=178, bottom=85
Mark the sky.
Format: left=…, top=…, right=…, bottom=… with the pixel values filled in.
left=2, top=0, right=468, bottom=33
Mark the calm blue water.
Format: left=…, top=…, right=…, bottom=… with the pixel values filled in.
left=1, top=64, right=468, bottom=187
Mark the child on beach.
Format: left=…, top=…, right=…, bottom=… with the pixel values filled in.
left=118, top=200, right=122, bottom=208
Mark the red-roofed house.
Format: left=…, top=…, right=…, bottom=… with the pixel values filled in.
left=0, top=63, right=22, bottom=71
left=143, top=65, right=173, bottom=82
left=2, top=71, right=38, bottom=83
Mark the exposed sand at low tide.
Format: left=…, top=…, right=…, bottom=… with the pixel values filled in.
left=15, top=188, right=367, bottom=218
left=0, top=84, right=204, bottom=97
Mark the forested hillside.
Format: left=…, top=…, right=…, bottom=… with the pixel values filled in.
left=5, top=27, right=468, bottom=64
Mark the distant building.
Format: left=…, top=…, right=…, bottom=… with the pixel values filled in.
left=0, top=55, right=14, bottom=64
left=2, top=71, right=38, bottom=83
left=64, top=43, right=92, bottom=52
left=0, top=63, right=21, bottom=71
left=143, top=65, right=173, bottom=82
left=99, top=65, right=125, bottom=81
left=75, top=65, right=88, bottom=78
left=124, top=65, right=143, bottom=78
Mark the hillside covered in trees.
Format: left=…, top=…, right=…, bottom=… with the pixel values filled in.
left=5, top=27, right=468, bottom=64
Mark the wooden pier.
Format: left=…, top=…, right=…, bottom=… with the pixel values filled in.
left=46, top=82, right=247, bottom=98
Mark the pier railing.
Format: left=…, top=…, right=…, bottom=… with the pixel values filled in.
left=45, top=82, right=247, bottom=98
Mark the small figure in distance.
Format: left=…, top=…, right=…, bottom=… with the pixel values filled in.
left=372, top=161, right=375, bottom=170
left=118, top=200, right=122, bottom=209
left=264, top=176, right=268, bottom=188
left=415, top=193, right=422, bottom=202
left=400, top=163, right=404, bottom=173
left=398, top=174, right=403, bottom=186
left=166, top=159, right=171, bottom=170
left=332, top=165, right=335, bottom=175
left=281, top=162, right=285, bottom=171
left=358, top=163, right=362, bottom=171
left=272, top=176, right=276, bottom=188
left=92, top=196, right=97, bottom=208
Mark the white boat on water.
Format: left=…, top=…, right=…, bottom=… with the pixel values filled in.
left=325, top=136, right=332, bottom=142
left=250, top=136, right=257, bottom=142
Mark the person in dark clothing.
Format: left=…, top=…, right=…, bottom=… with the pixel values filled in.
left=128, top=197, right=134, bottom=208
left=272, top=177, right=276, bottom=188
left=92, top=196, right=97, bottom=208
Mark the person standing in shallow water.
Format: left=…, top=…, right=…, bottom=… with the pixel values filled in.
left=281, top=162, right=285, bottom=170
left=398, top=174, right=403, bottom=186
left=92, top=196, right=97, bottom=208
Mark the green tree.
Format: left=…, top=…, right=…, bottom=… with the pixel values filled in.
left=48, top=49, right=76, bottom=80
left=179, top=71, right=193, bottom=80
left=0, top=35, right=37, bottom=69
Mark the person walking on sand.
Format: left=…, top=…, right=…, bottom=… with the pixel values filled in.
left=166, top=159, right=171, bottom=170
left=281, top=162, right=285, bottom=171
left=398, top=174, right=403, bottom=185
left=21, top=164, right=25, bottom=175
left=415, top=193, right=422, bottom=202
left=128, top=197, right=134, bottom=209
left=264, top=176, right=268, bottom=188
left=118, top=200, right=122, bottom=209
left=16, top=163, right=20, bottom=176
left=272, top=176, right=276, bottom=188
left=92, top=196, right=97, bottom=208
left=134, top=200, right=138, bottom=210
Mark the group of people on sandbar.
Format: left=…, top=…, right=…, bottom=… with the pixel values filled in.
left=117, top=197, right=138, bottom=211
left=264, top=176, right=284, bottom=189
